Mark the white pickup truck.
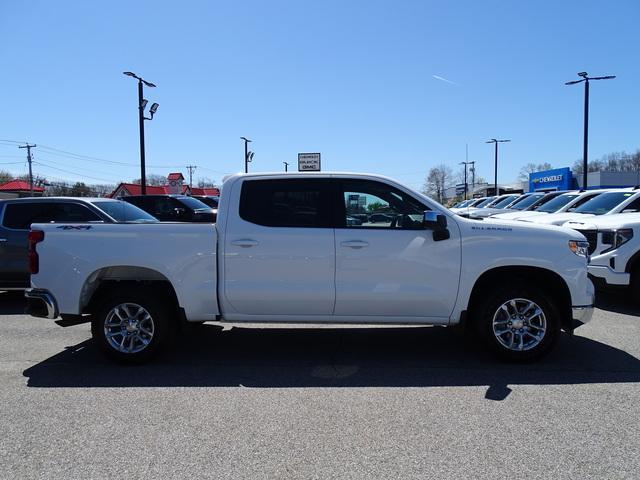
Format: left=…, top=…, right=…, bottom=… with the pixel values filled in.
left=25, top=172, right=594, bottom=363
left=563, top=212, right=640, bottom=295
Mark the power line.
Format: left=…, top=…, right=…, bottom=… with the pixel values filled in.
left=32, top=161, right=119, bottom=183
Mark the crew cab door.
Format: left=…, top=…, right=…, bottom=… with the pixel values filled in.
left=333, top=179, right=460, bottom=320
left=222, top=178, right=336, bottom=316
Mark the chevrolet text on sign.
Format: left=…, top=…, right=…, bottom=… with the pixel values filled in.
left=298, top=153, right=321, bottom=171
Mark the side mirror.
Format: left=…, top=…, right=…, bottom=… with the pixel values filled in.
left=423, top=211, right=447, bottom=229
left=423, top=211, right=450, bottom=241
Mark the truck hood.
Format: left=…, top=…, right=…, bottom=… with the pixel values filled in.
left=562, top=211, right=640, bottom=230
left=464, top=216, right=586, bottom=240
left=490, top=210, right=547, bottom=221
left=518, top=212, right=595, bottom=225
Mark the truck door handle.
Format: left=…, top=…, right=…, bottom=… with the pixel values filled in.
left=340, top=240, right=369, bottom=249
left=231, top=239, right=259, bottom=248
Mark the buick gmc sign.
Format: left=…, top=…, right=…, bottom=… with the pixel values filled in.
left=529, top=167, right=574, bottom=191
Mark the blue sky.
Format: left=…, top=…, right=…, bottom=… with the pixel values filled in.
left=1, top=0, right=638, bottom=191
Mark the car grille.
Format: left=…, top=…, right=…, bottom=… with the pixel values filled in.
left=579, top=229, right=598, bottom=255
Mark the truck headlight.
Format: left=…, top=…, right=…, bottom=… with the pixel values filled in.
left=568, top=240, right=590, bottom=258
left=601, top=228, right=633, bottom=253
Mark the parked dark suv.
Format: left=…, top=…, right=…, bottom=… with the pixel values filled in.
left=0, top=197, right=157, bottom=290
left=121, top=195, right=216, bottom=222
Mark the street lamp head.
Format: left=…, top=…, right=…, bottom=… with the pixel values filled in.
left=565, top=79, right=584, bottom=85
left=248, top=151, right=255, bottom=162
left=142, top=79, right=156, bottom=88
left=149, top=103, right=159, bottom=114
left=240, top=137, right=252, bottom=143
left=140, top=99, right=148, bottom=109
left=578, top=71, right=588, bottom=78
left=123, top=71, right=138, bottom=78
left=486, top=139, right=497, bottom=144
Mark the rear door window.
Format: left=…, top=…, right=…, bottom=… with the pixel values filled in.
left=2, top=202, right=100, bottom=230
left=239, top=179, right=334, bottom=228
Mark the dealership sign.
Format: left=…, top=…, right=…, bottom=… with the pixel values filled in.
left=298, top=153, right=321, bottom=171
left=529, top=167, right=574, bottom=191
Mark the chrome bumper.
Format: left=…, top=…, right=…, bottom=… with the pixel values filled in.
left=572, top=305, right=594, bottom=327
left=25, top=288, right=59, bottom=319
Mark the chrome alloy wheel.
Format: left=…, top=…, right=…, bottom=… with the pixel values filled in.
left=103, top=303, right=155, bottom=354
left=491, top=298, right=547, bottom=352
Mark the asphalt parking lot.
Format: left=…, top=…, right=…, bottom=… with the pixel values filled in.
left=1, top=291, right=639, bottom=479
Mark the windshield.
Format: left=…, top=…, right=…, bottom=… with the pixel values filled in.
left=508, top=194, right=545, bottom=210
left=93, top=201, right=158, bottom=223
left=491, top=196, right=519, bottom=208
left=476, top=197, right=496, bottom=208
left=177, top=196, right=214, bottom=211
left=536, top=194, right=578, bottom=213
left=196, top=196, right=219, bottom=208
left=574, top=191, right=635, bottom=215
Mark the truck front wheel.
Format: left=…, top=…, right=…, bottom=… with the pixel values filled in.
left=91, top=287, right=171, bottom=364
left=476, top=285, right=560, bottom=361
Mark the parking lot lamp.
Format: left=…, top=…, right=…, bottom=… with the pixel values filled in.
left=123, top=71, right=157, bottom=195
left=241, top=137, right=252, bottom=173
left=565, top=72, right=616, bottom=189
left=486, top=139, right=510, bottom=196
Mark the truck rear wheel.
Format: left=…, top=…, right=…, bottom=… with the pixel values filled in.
left=476, top=285, right=560, bottom=361
left=91, top=287, right=171, bottom=364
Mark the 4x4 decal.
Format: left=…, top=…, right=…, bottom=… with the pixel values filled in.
left=56, top=225, right=93, bottom=230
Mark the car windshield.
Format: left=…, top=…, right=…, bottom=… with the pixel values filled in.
left=196, top=197, right=219, bottom=208
left=454, top=200, right=471, bottom=208
left=177, top=196, right=213, bottom=211
left=475, top=197, right=496, bottom=208
left=93, top=201, right=159, bottom=223
left=508, top=194, right=545, bottom=210
left=536, top=194, right=579, bottom=213
left=574, top=191, right=635, bottom=215
left=491, top=196, right=519, bottom=208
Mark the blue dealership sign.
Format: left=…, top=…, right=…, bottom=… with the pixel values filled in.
left=529, top=167, right=574, bottom=191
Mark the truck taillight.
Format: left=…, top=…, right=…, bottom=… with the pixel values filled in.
left=28, top=230, right=45, bottom=274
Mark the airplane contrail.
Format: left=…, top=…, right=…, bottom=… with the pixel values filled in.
left=432, top=75, right=459, bottom=85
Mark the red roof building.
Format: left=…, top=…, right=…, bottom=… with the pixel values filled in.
left=0, top=180, right=45, bottom=197
left=109, top=182, right=219, bottom=198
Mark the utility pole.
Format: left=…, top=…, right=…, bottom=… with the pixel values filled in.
left=18, top=144, right=36, bottom=195
left=486, top=139, right=510, bottom=196
left=565, top=72, right=615, bottom=189
left=186, top=165, right=197, bottom=188
left=283, top=161, right=289, bottom=172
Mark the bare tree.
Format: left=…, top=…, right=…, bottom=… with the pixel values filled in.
left=197, top=177, right=217, bottom=188
left=132, top=174, right=168, bottom=186
left=518, top=163, right=553, bottom=182
left=422, top=164, right=453, bottom=203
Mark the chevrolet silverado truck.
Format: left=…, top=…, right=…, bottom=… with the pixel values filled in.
left=25, top=172, right=594, bottom=363
left=563, top=212, right=640, bottom=296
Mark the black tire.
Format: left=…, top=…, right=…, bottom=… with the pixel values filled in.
left=475, top=284, right=560, bottom=362
left=91, top=287, right=172, bottom=364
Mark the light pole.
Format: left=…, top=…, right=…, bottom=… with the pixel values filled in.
left=123, top=71, right=158, bottom=195
left=459, top=161, right=470, bottom=200
left=486, top=139, right=510, bottom=196
left=469, top=161, right=476, bottom=196
left=565, top=71, right=615, bottom=189
left=240, top=137, right=253, bottom=173
left=283, top=161, right=289, bottom=172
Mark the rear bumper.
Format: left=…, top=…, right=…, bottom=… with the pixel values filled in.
left=25, top=288, right=59, bottom=319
